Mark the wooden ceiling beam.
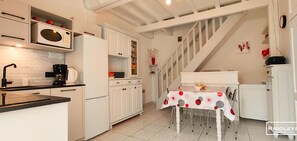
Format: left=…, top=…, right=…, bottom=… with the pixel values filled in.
left=215, top=0, right=221, bottom=8
left=185, top=0, right=198, bottom=13
left=132, top=1, right=162, bottom=22
left=92, top=0, right=134, bottom=13
left=109, top=9, right=141, bottom=26
left=119, top=5, right=151, bottom=24
left=160, top=28, right=173, bottom=36
left=140, top=32, right=155, bottom=39
left=154, top=0, right=179, bottom=18
left=137, top=0, right=268, bottom=33
left=132, top=1, right=172, bottom=36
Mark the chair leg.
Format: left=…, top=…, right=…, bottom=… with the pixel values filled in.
left=205, top=110, right=212, bottom=135
left=231, top=121, right=238, bottom=140
left=168, top=107, right=175, bottom=128
left=190, top=109, right=194, bottom=132
left=199, top=111, right=203, bottom=126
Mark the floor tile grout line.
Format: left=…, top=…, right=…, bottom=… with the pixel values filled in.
left=127, top=113, right=168, bottom=141
left=244, top=119, right=252, bottom=141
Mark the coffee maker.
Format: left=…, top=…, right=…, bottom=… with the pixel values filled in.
left=52, top=64, right=67, bottom=85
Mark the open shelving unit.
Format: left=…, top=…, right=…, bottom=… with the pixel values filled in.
left=29, top=7, right=74, bottom=52
left=131, top=40, right=138, bottom=76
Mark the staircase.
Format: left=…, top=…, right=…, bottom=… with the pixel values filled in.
left=156, top=13, right=247, bottom=109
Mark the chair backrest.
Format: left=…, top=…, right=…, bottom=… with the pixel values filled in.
left=230, top=89, right=237, bottom=108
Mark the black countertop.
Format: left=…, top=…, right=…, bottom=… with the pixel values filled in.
left=0, top=84, right=85, bottom=91
left=0, top=92, right=70, bottom=113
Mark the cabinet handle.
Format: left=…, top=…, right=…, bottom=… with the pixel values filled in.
left=116, top=82, right=120, bottom=84
left=1, top=35, right=25, bottom=40
left=134, top=87, right=136, bottom=89
left=266, top=89, right=270, bottom=91
left=60, top=89, right=76, bottom=92
left=84, top=32, right=95, bottom=36
left=267, top=71, right=270, bottom=74
left=128, top=81, right=131, bottom=83
left=122, top=88, right=125, bottom=90
left=1, top=12, right=25, bottom=20
left=32, top=92, right=40, bottom=95
left=118, top=53, right=121, bottom=55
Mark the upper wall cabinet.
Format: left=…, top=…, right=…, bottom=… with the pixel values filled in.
left=0, top=0, right=74, bottom=52
left=72, top=17, right=101, bottom=38
left=29, top=7, right=73, bottom=52
left=0, top=0, right=29, bottom=47
left=102, top=27, right=130, bottom=58
left=0, top=0, right=30, bottom=23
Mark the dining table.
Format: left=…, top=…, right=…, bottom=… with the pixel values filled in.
left=161, top=86, right=235, bottom=141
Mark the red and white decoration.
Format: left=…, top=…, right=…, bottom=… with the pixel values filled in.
left=237, top=41, right=250, bottom=54
left=162, top=90, right=235, bottom=121
left=162, top=89, right=235, bottom=141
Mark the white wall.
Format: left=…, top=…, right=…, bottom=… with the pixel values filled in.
left=200, top=8, right=268, bottom=84
left=151, top=24, right=193, bottom=67
left=97, top=12, right=154, bottom=104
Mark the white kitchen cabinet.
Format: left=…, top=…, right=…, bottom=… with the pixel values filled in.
left=0, top=14, right=29, bottom=47
left=239, top=84, right=268, bottom=121
left=103, top=27, right=130, bottom=58
left=118, top=33, right=130, bottom=57
left=109, top=79, right=143, bottom=125
left=12, top=89, right=51, bottom=96
left=51, top=87, right=84, bottom=141
left=72, top=17, right=101, bottom=38
left=125, top=86, right=133, bottom=116
left=266, top=65, right=295, bottom=138
left=0, top=0, right=29, bottom=23
left=110, top=87, right=122, bottom=122
left=0, top=102, right=68, bottom=141
left=133, top=85, right=142, bottom=113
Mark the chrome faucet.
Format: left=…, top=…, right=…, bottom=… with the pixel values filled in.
left=2, top=63, right=17, bottom=88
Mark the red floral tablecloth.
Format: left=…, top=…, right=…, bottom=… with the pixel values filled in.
left=161, top=90, right=235, bottom=121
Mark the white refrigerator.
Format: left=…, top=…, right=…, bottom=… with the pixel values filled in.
left=66, top=35, right=109, bottom=140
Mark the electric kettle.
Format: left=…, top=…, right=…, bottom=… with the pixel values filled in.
left=66, top=68, right=78, bottom=84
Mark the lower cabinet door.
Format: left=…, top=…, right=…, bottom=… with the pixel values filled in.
left=110, top=87, right=123, bottom=123
left=125, top=86, right=133, bottom=116
left=133, top=85, right=142, bottom=113
left=51, top=87, right=84, bottom=141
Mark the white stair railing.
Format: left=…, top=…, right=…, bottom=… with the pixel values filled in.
left=157, top=13, right=246, bottom=109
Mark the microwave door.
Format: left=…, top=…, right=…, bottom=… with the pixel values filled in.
left=41, top=29, right=62, bottom=42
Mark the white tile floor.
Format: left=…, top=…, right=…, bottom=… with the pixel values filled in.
left=90, top=103, right=294, bottom=141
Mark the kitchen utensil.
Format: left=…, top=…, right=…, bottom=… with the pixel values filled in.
left=66, top=68, right=78, bottom=84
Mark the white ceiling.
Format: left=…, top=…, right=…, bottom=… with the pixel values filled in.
left=84, top=0, right=263, bottom=35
